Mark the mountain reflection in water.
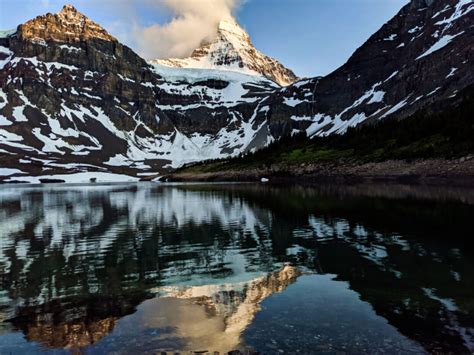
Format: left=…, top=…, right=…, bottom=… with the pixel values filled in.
left=0, top=183, right=473, bottom=353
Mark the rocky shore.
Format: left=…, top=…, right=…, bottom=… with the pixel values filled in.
left=163, top=156, right=474, bottom=186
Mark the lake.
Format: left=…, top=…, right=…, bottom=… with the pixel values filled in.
left=0, top=182, right=473, bottom=353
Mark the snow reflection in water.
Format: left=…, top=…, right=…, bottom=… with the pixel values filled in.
left=0, top=183, right=473, bottom=353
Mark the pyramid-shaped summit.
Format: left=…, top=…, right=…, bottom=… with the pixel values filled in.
left=152, top=17, right=299, bottom=86
left=17, top=4, right=116, bottom=44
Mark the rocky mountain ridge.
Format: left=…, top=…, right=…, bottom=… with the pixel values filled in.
left=0, top=0, right=473, bottom=183
left=274, top=0, right=473, bottom=137
left=0, top=5, right=290, bottom=182
left=17, top=4, right=116, bottom=44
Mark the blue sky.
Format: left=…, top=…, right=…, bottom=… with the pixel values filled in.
left=0, top=0, right=409, bottom=77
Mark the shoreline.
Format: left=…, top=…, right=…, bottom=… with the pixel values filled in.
left=2, top=157, right=474, bottom=187
left=163, top=157, right=474, bottom=187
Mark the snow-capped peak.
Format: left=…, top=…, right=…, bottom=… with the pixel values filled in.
left=217, top=16, right=250, bottom=42
left=151, top=17, right=298, bottom=86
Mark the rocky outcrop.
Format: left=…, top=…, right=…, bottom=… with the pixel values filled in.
left=17, top=4, right=116, bottom=44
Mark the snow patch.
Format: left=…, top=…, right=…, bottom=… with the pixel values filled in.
left=0, top=29, right=16, bottom=38
left=0, top=168, right=24, bottom=176
left=379, top=97, right=410, bottom=119
left=6, top=172, right=139, bottom=184
left=383, top=34, right=397, bottom=41
left=384, top=71, right=399, bottom=82
left=12, top=106, right=28, bottom=122
left=426, top=87, right=441, bottom=96
left=408, top=26, right=422, bottom=34
left=0, top=115, right=12, bottom=126
left=291, top=115, right=313, bottom=122
left=367, top=91, right=385, bottom=104
left=59, top=45, right=82, bottom=53
left=435, top=0, right=474, bottom=27
left=416, top=31, right=464, bottom=60
left=446, top=67, right=458, bottom=78
left=283, top=97, right=305, bottom=107
left=432, top=5, right=451, bottom=19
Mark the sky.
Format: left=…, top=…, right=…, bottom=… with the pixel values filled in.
left=0, top=0, right=409, bottom=77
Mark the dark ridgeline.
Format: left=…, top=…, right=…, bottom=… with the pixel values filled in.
left=0, top=0, right=473, bottom=181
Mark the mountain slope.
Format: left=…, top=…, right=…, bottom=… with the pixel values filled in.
left=0, top=5, right=295, bottom=182
left=167, top=85, right=474, bottom=182
left=271, top=0, right=473, bottom=137
left=151, top=17, right=299, bottom=87
left=0, top=0, right=473, bottom=183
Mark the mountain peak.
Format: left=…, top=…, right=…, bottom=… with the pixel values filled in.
left=151, top=17, right=298, bottom=86
left=56, top=4, right=87, bottom=26
left=217, top=17, right=249, bottom=39
left=59, top=4, right=79, bottom=15
left=18, top=4, right=116, bottom=44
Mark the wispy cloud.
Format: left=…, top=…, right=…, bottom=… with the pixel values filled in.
left=129, top=0, right=244, bottom=60
left=40, top=0, right=51, bottom=8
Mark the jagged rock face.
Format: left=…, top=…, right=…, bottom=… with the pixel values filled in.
left=276, top=0, right=474, bottom=136
left=152, top=17, right=299, bottom=87
left=18, top=4, right=116, bottom=44
left=0, top=5, right=297, bottom=181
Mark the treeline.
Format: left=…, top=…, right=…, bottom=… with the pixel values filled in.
left=319, top=86, right=474, bottom=161
left=180, top=85, right=474, bottom=172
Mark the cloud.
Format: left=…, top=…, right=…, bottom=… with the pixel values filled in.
left=133, top=0, right=243, bottom=60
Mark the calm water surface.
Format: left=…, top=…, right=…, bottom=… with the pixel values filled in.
left=0, top=183, right=473, bottom=354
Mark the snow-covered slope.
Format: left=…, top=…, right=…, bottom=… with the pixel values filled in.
left=150, top=64, right=278, bottom=167
left=0, top=0, right=473, bottom=183
left=151, top=17, right=299, bottom=87
left=274, top=0, right=474, bottom=137
left=0, top=5, right=288, bottom=182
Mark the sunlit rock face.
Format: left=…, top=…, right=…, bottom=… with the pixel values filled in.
left=17, top=4, right=117, bottom=44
